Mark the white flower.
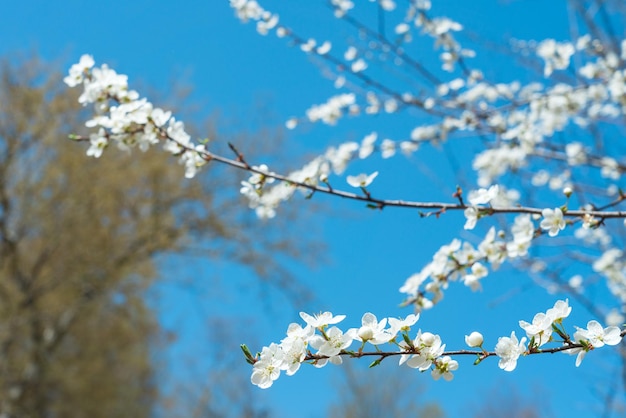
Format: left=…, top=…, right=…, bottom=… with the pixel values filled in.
left=400, top=141, right=418, bottom=155
left=506, top=239, right=531, bottom=258
left=380, top=139, right=396, bottom=158
left=537, top=39, right=575, bottom=76
left=465, top=332, right=484, bottom=347
left=285, top=118, right=297, bottom=129
left=251, top=343, right=285, bottom=388
left=346, top=171, right=379, bottom=188
left=64, top=54, right=95, bottom=87
left=248, top=164, right=275, bottom=186
left=395, top=23, right=410, bottom=35
left=567, top=320, right=622, bottom=367
left=495, top=331, right=526, bottom=371
left=432, top=356, right=458, bottom=381
left=330, top=0, right=354, bottom=17
left=468, top=185, right=499, bottom=205
left=284, top=323, right=315, bottom=341
left=387, top=314, right=419, bottom=337
left=300, top=38, right=316, bottom=53
left=150, top=107, right=172, bottom=128
left=600, top=157, right=620, bottom=180
left=255, top=205, right=276, bottom=220
left=256, top=13, right=279, bottom=35
left=351, top=59, right=367, bottom=73
left=546, top=299, right=571, bottom=323
left=463, top=262, right=487, bottom=291
left=430, top=17, right=463, bottom=35
left=309, top=326, right=356, bottom=367
left=359, top=132, right=377, bottom=159
left=230, top=0, right=264, bottom=22
left=165, top=118, right=191, bottom=149
left=305, top=94, right=356, bottom=125
left=463, top=207, right=478, bottom=230
left=281, top=322, right=315, bottom=373
left=86, top=129, right=108, bottom=158
left=511, top=214, right=535, bottom=244
left=356, top=313, right=392, bottom=344
left=478, top=227, right=507, bottom=267
left=405, top=331, right=445, bottom=371
left=568, top=275, right=583, bottom=290
left=344, top=46, right=357, bottom=61
left=279, top=339, right=307, bottom=376
left=566, top=344, right=587, bottom=367
left=379, top=0, right=396, bottom=11
left=519, top=312, right=552, bottom=346
left=299, top=311, right=346, bottom=328
left=317, top=41, right=332, bottom=55
left=325, top=141, right=358, bottom=174
left=575, top=320, right=622, bottom=348
left=540, top=208, right=566, bottom=237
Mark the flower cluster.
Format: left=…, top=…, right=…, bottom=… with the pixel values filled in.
left=537, top=39, right=575, bottom=77
left=228, top=0, right=626, bottom=226
left=304, top=93, right=357, bottom=126
left=64, top=55, right=208, bottom=178
left=400, top=215, right=542, bottom=309
left=519, top=299, right=572, bottom=348
left=566, top=320, right=623, bottom=366
left=238, top=137, right=388, bottom=219
left=463, top=185, right=500, bottom=230
left=247, top=301, right=622, bottom=387
left=246, top=311, right=463, bottom=388
left=230, top=0, right=279, bottom=35
left=495, top=299, right=622, bottom=371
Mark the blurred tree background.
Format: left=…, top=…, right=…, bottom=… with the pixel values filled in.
left=0, top=55, right=316, bottom=418
left=327, top=363, right=444, bottom=418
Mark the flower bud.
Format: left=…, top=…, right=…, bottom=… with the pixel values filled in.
left=563, top=186, right=573, bottom=197
left=420, top=332, right=436, bottom=346
left=358, top=326, right=373, bottom=341
left=465, top=331, right=484, bottom=347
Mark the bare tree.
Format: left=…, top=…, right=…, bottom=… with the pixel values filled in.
left=0, top=55, right=313, bottom=418
left=327, top=362, right=444, bottom=418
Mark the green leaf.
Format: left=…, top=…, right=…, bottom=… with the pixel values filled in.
left=240, top=344, right=256, bottom=364
left=369, top=359, right=381, bottom=368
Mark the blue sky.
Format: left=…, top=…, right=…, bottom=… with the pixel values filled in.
left=2, top=1, right=624, bottom=417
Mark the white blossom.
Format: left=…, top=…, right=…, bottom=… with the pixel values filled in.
left=495, top=332, right=527, bottom=371
left=540, top=208, right=566, bottom=237
left=346, top=171, right=379, bottom=188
